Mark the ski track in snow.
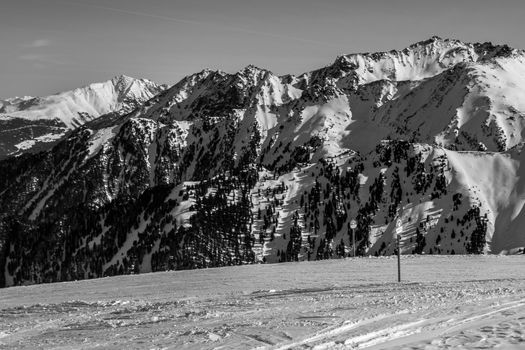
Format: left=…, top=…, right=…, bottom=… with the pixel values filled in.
left=1, top=256, right=525, bottom=349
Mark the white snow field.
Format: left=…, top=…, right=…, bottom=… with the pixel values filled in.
left=1, top=255, right=525, bottom=349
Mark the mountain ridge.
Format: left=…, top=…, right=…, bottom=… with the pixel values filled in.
left=1, top=37, right=525, bottom=287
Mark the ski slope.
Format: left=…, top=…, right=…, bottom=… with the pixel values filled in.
left=1, top=255, right=524, bottom=349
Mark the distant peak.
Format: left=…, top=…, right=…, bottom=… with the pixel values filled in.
left=198, top=68, right=221, bottom=76
left=240, top=64, right=271, bottom=74
left=243, top=64, right=262, bottom=70
left=411, top=35, right=444, bottom=45
left=192, top=68, right=226, bottom=78
left=427, top=35, right=445, bottom=42
left=109, top=75, right=164, bottom=94
left=235, top=65, right=274, bottom=83
left=335, top=36, right=465, bottom=64
left=113, top=74, right=134, bottom=80
left=408, top=36, right=462, bottom=49
left=111, top=74, right=138, bottom=84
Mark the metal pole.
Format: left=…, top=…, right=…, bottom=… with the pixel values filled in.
left=397, top=234, right=401, bottom=282
left=352, top=228, right=355, bottom=257
left=350, top=219, right=357, bottom=258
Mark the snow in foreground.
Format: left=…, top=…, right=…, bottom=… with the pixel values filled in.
left=1, top=255, right=525, bottom=349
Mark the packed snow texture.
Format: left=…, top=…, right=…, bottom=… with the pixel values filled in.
left=1, top=255, right=525, bottom=349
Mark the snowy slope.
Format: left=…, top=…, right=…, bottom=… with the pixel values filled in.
left=1, top=256, right=524, bottom=349
left=0, top=75, right=167, bottom=158
left=444, top=148, right=525, bottom=253
left=367, top=54, right=525, bottom=151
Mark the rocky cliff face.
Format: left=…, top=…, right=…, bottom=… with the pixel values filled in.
left=1, top=37, right=525, bottom=287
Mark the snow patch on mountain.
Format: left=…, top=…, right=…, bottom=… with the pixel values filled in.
left=87, top=125, right=120, bottom=158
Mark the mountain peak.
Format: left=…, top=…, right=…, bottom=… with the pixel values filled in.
left=235, top=65, right=273, bottom=81
left=240, top=64, right=268, bottom=73
left=112, top=73, right=135, bottom=81
left=109, top=74, right=156, bottom=90
left=410, top=35, right=449, bottom=47
left=328, top=37, right=474, bottom=85
left=109, top=74, right=159, bottom=86
left=0, top=75, right=167, bottom=158
left=110, top=74, right=137, bottom=86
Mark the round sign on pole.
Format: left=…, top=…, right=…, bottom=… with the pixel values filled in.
left=395, top=219, right=403, bottom=235
left=350, top=220, right=357, bottom=229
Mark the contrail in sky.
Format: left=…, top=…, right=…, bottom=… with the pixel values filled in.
left=61, top=1, right=342, bottom=48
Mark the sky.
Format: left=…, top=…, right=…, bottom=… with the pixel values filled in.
left=1, top=0, right=525, bottom=99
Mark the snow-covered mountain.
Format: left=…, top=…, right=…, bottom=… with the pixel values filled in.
left=0, top=75, right=167, bottom=158
left=1, top=36, right=525, bottom=287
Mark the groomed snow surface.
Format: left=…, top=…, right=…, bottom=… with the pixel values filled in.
left=1, top=255, right=525, bottom=349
